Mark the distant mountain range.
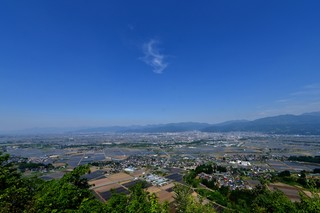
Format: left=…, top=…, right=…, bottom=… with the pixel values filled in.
left=3, top=112, right=320, bottom=135
left=202, top=112, right=320, bottom=135
left=75, top=112, right=320, bottom=135
left=75, top=122, right=211, bottom=133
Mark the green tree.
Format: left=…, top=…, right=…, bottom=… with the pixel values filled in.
left=297, top=192, right=320, bottom=212
left=105, top=182, right=168, bottom=213
left=0, top=152, right=41, bottom=212
left=105, top=191, right=128, bottom=213
left=278, top=170, right=291, bottom=177
left=297, top=170, right=307, bottom=187
left=174, top=184, right=215, bottom=213
left=32, top=165, right=101, bottom=212
left=78, top=198, right=107, bottom=212
left=251, top=189, right=296, bottom=213
left=184, top=170, right=200, bottom=187
left=185, top=196, right=214, bottom=213
left=173, top=184, right=193, bottom=212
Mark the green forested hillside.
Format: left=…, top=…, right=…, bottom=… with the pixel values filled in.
left=1, top=152, right=320, bottom=212
left=0, top=152, right=211, bottom=213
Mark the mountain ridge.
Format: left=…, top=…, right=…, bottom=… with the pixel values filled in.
left=74, top=112, right=320, bottom=135
left=2, top=112, right=320, bottom=135
left=202, top=112, right=320, bottom=135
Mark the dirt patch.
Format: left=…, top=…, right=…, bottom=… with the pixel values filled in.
left=107, top=172, right=133, bottom=182
left=156, top=190, right=174, bottom=203
left=268, top=182, right=301, bottom=202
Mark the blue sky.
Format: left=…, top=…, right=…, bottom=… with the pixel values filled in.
left=1, top=0, right=320, bottom=131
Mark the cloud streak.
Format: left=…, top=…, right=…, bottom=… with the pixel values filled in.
left=141, top=39, right=168, bottom=74
left=258, top=83, right=320, bottom=118
left=290, top=83, right=320, bottom=96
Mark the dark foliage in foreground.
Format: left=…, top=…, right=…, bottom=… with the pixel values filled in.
left=185, top=163, right=320, bottom=213
left=0, top=152, right=169, bottom=212
left=2, top=153, right=320, bottom=213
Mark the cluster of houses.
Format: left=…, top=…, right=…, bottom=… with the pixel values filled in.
left=198, top=171, right=248, bottom=190
left=144, top=174, right=170, bottom=186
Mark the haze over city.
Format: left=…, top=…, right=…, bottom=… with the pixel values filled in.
left=1, top=1, right=320, bottom=132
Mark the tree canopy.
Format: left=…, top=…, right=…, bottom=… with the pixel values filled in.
left=2, top=153, right=320, bottom=213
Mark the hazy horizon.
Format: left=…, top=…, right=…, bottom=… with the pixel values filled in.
left=1, top=1, right=320, bottom=132
left=2, top=110, right=320, bottom=134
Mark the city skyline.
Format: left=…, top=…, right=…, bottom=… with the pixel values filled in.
left=1, top=1, right=320, bottom=132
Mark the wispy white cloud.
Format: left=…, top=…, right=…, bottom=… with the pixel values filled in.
left=275, top=98, right=292, bottom=103
left=255, top=83, right=320, bottom=118
left=290, top=83, right=320, bottom=96
left=141, top=39, right=168, bottom=74
left=303, top=83, right=320, bottom=89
